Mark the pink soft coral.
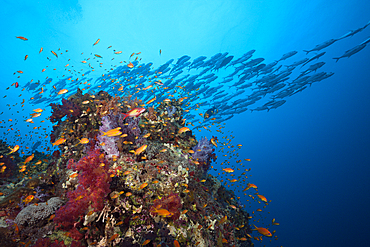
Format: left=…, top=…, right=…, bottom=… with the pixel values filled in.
left=54, top=149, right=112, bottom=229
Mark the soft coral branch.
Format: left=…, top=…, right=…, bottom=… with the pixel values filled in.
left=54, top=149, right=112, bottom=229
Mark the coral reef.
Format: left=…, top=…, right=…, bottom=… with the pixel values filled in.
left=0, top=89, right=253, bottom=247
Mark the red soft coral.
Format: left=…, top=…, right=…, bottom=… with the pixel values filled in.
left=50, top=98, right=81, bottom=123
left=54, top=149, right=111, bottom=229
left=150, top=193, right=182, bottom=220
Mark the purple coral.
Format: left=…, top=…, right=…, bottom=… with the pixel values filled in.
left=96, top=115, right=120, bottom=159
left=167, top=106, right=176, bottom=117
left=120, top=115, right=142, bottom=144
left=192, top=137, right=213, bottom=163
left=34, top=186, right=48, bottom=202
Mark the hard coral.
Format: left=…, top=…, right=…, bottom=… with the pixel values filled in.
left=15, top=197, right=64, bottom=226
left=54, top=149, right=111, bottom=229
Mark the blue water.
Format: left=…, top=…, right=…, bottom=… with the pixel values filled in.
left=1, top=1, right=370, bottom=246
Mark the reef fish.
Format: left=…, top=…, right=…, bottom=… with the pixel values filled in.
left=23, top=195, right=34, bottom=204
left=24, top=154, right=34, bottom=164
left=8, top=145, right=20, bottom=154
left=178, top=127, right=190, bottom=134
left=52, top=138, right=66, bottom=146
left=253, top=225, right=272, bottom=237
left=93, top=39, right=100, bottom=46
left=102, top=127, right=122, bottom=137
left=134, top=144, right=147, bottom=155
left=122, top=108, right=146, bottom=121
left=57, top=89, right=68, bottom=95
left=16, top=36, right=28, bottom=41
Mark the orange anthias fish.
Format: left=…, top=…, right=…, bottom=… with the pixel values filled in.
left=52, top=138, right=66, bottom=146
left=24, top=154, right=34, bottom=164
left=122, top=108, right=146, bottom=121
left=142, top=133, right=151, bottom=138
left=138, top=182, right=148, bottom=190
left=173, top=240, right=180, bottom=247
left=127, top=62, right=134, bottom=68
left=79, top=138, right=89, bottom=144
left=146, top=96, right=156, bottom=105
left=8, top=145, right=20, bottom=154
left=94, top=54, right=102, bottom=58
left=58, top=89, right=68, bottom=95
left=16, top=36, right=28, bottom=41
left=253, top=225, right=272, bottom=237
left=39, top=47, right=43, bottom=53
left=248, top=183, right=258, bottom=189
left=178, top=127, right=190, bottom=134
left=134, top=144, right=147, bottom=155
left=211, top=138, right=217, bottom=147
left=33, top=108, right=43, bottom=113
left=218, top=215, right=227, bottom=226
left=153, top=207, right=173, bottom=217
left=101, top=127, right=122, bottom=137
left=222, top=168, right=234, bottom=173
left=51, top=51, right=58, bottom=58
left=24, top=55, right=28, bottom=61
left=108, top=233, right=119, bottom=242
left=142, top=240, right=151, bottom=246
left=93, top=38, right=100, bottom=46
left=23, top=195, right=34, bottom=204
left=257, top=194, right=267, bottom=203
